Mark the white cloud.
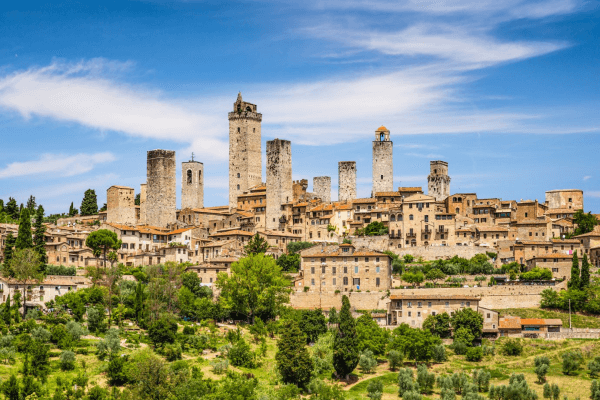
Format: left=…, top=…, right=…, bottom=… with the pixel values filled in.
left=584, top=176, right=592, bottom=181
left=0, top=59, right=228, bottom=162
left=0, top=152, right=116, bottom=179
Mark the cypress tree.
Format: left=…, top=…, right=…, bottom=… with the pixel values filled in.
left=15, top=208, right=33, bottom=250
left=33, top=206, right=47, bottom=267
left=0, top=199, right=4, bottom=214
left=333, top=295, right=360, bottom=379
left=3, top=375, right=20, bottom=400
left=3, top=233, right=16, bottom=271
left=26, top=196, right=36, bottom=213
left=80, top=189, right=98, bottom=216
left=568, top=251, right=580, bottom=290
left=581, top=254, right=590, bottom=289
left=68, top=202, right=74, bottom=217
left=275, top=320, right=313, bottom=388
left=3, top=295, right=11, bottom=326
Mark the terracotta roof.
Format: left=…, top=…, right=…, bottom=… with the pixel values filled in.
left=376, top=125, right=388, bottom=131
left=105, top=223, right=138, bottom=231
left=210, top=230, right=254, bottom=237
left=528, top=254, right=573, bottom=260
left=168, top=227, right=194, bottom=235
left=375, top=192, right=401, bottom=197
left=398, top=187, right=423, bottom=192
left=109, top=185, right=133, bottom=190
left=546, top=208, right=576, bottom=214
left=521, top=318, right=562, bottom=326
left=390, top=294, right=480, bottom=301
left=353, top=198, right=377, bottom=204
left=499, top=316, right=522, bottom=330
left=403, top=194, right=436, bottom=202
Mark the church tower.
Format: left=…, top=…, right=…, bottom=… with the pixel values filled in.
left=372, top=126, right=393, bottom=195
left=228, top=93, right=262, bottom=209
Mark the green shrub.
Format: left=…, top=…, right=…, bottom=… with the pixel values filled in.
left=164, top=343, right=182, bottom=362
left=367, top=379, right=384, bottom=400
left=182, top=326, right=195, bottom=335
left=358, top=349, right=377, bottom=373
left=501, top=339, right=523, bottom=356
left=452, top=340, right=468, bottom=355
left=466, top=347, right=483, bottom=362
left=60, top=351, right=76, bottom=371
left=387, top=350, right=404, bottom=370
left=432, top=345, right=447, bottom=362
left=228, top=338, right=255, bottom=368
left=562, top=351, right=583, bottom=375
left=210, top=359, right=229, bottom=374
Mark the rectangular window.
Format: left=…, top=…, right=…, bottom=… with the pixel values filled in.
left=354, top=266, right=359, bottom=273
left=417, top=302, right=422, bottom=307
left=311, top=279, right=315, bottom=285
left=365, top=257, right=369, bottom=262
left=311, top=267, right=315, bottom=274
left=344, top=266, right=348, bottom=273
left=408, top=311, right=412, bottom=317
left=353, top=278, right=360, bottom=286
left=445, top=302, right=449, bottom=307
left=417, top=312, right=421, bottom=317
left=333, top=278, right=336, bottom=285
left=407, top=301, right=412, bottom=307
left=376, top=266, right=380, bottom=273
left=332, top=267, right=336, bottom=275
left=428, top=302, right=432, bottom=307
left=322, top=266, right=325, bottom=274
left=376, top=278, right=380, bottom=286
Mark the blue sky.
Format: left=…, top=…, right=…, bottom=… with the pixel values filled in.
left=0, top=0, right=599, bottom=214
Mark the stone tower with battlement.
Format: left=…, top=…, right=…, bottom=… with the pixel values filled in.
left=372, top=126, right=393, bottom=195
left=181, top=160, right=204, bottom=210
left=146, top=149, right=176, bottom=228
left=266, top=139, right=292, bottom=231
left=229, top=93, right=262, bottom=209
left=313, top=176, right=331, bottom=203
left=338, top=161, right=356, bottom=201
left=106, top=185, right=136, bottom=225
left=428, top=160, right=450, bottom=201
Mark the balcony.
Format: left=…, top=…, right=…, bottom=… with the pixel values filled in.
left=436, top=229, right=449, bottom=235
left=389, top=231, right=402, bottom=238
left=406, top=231, right=417, bottom=238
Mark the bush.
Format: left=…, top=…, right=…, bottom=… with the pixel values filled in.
left=87, top=306, right=106, bottom=333
left=210, top=359, right=229, bottom=374
left=228, top=338, right=255, bottom=368
left=96, top=329, right=121, bottom=361
left=358, top=349, right=377, bottom=373
left=535, top=356, right=551, bottom=382
left=417, top=364, right=435, bottom=394
left=66, top=321, right=86, bottom=342
left=388, top=350, right=404, bottom=370
left=472, top=369, right=490, bottom=392
left=589, top=357, right=600, bottom=378
left=148, top=315, right=177, bottom=347
left=31, top=327, right=51, bottom=343
left=367, top=378, right=384, bottom=400
left=432, top=345, right=447, bottom=363
left=465, top=347, right=483, bottom=362
left=398, top=368, right=418, bottom=397
left=403, top=391, right=422, bottom=400
left=182, top=326, right=195, bottom=335
left=501, top=339, right=523, bottom=356
left=60, top=351, right=76, bottom=371
left=562, top=351, right=583, bottom=375
left=164, top=343, right=182, bottom=362
left=107, top=355, right=128, bottom=386
left=452, top=340, right=468, bottom=355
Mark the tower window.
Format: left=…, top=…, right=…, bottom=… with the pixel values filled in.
left=237, top=185, right=240, bottom=190
left=187, top=169, right=192, bottom=184
left=380, top=175, right=383, bottom=180
left=253, top=128, right=256, bottom=133
left=199, top=170, right=202, bottom=180
left=237, top=127, right=240, bottom=133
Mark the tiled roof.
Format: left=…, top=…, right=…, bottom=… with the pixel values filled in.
left=403, top=194, right=436, bottom=202
left=499, top=316, right=522, bottom=330
left=528, top=253, right=573, bottom=260
left=376, top=125, right=388, bottom=131
left=210, top=230, right=254, bottom=237
left=521, top=318, right=562, bottom=326
left=353, top=198, right=377, bottom=204
left=398, top=187, right=423, bottom=192
left=109, top=185, right=133, bottom=190
left=375, top=192, right=401, bottom=197
left=389, top=294, right=480, bottom=301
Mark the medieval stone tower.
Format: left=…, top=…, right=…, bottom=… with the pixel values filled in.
left=372, top=126, right=393, bottom=194
left=106, top=185, right=136, bottom=225
left=228, top=92, right=262, bottom=209
left=146, top=149, right=176, bottom=228
left=428, top=160, right=451, bottom=201
left=181, top=159, right=204, bottom=210
left=266, top=139, right=292, bottom=231
left=313, top=176, right=331, bottom=203
left=139, top=183, right=147, bottom=225
left=338, top=161, right=357, bottom=201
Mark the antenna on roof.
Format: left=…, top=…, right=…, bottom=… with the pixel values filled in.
left=191, top=152, right=195, bottom=162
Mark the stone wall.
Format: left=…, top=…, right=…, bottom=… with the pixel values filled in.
left=146, top=149, right=176, bottom=228
left=266, top=139, right=292, bottom=231
left=338, top=161, right=356, bottom=201
left=228, top=94, right=262, bottom=209
left=139, top=183, right=146, bottom=225
left=313, top=176, right=331, bottom=203
left=181, top=161, right=204, bottom=210
left=427, top=160, right=450, bottom=201
left=350, top=236, right=390, bottom=252
left=372, top=139, right=393, bottom=194
left=290, top=281, right=567, bottom=311
left=395, top=244, right=489, bottom=260
left=545, top=189, right=584, bottom=210
left=106, top=186, right=136, bottom=225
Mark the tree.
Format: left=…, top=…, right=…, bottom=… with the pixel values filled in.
left=298, top=309, right=328, bottom=344
left=287, top=241, right=314, bottom=254
left=417, top=364, right=435, bottom=393
left=562, top=350, right=583, bottom=375
left=432, top=345, right=447, bottom=363
left=568, top=251, right=581, bottom=290
left=29, top=340, right=50, bottom=382
left=148, top=315, right=177, bottom=347
left=85, top=229, right=121, bottom=276
left=389, top=324, right=441, bottom=363
left=135, top=193, right=141, bottom=206
left=425, top=269, right=446, bottom=286
left=3, top=233, right=16, bottom=273
left=398, top=368, right=418, bottom=397
left=32, top=206, right=47, bottom=267
left=465, top=347, right=483, bottom=362
left=356, top=313, right=389, bottom=356
left=422, top=313, right=451, bottom=338
left=25, top=196, right=36, bottom=213
left=59, top=351, right=76, bottom=371
left=276, top=253, right=301, bottom=272
left=450, top=308, right=483, bottom=340
left=8, top=249, right=42, bottom=319
left=573, top=210, right=599, bottom=235
left=501, top=339, right=523, bottom=356
left=15, top=208, right=33, bottom=250
left=402, top=271, right=424, bottom=287
left=535, top=356, right=550, bottom=383
left=367, top=379, right=384, bottom=400
left=80, top=189, right=98, bottom=215
left=3, top=375, right=20, bottom=400
left=387, top=350, right=404, bottom=370
left=581, top=254, right=591, bottom=288
left=3, top=295, right=11, bottom=326
left=333, top=295, right=359, bottom=379
left=244, top=233, right=269, bottom=255
left=276, top=320, right=313, bottom=388
left=589, top=357, right=600, bottom=378
left=358, top=349, right=377, bottom=373
left=216, top=253, right=291, bottom=323
left=68, top=202, right=75, bottom=217
left=5, top=198, right=19, bottom=220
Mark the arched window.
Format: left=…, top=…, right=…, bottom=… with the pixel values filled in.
left=390, top=215, right=396, bottom=222
left=409, top=214, right=414, bottom=221
left=453, top=197, right=457, bottom=202
left=456, top=208, right=460, bottom=213
left=187, top=169, right=192, bottom=185
left=237, top=184, right=240, bottom=190
left=380, top=133, right=384, bottom=141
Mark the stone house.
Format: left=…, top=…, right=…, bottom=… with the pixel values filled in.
left=0, top=276, right=91, bottom=309
left=525, top=253, right=576, bottom=280
left=298, top=244, right=392, bottom=293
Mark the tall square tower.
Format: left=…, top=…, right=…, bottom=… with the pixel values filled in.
left=182, top=159, right=204, bottom=210
left=372, top=126, right=393, bottom=194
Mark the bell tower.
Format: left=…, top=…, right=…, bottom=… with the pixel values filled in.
left=372, top=126, right=393, bottom=195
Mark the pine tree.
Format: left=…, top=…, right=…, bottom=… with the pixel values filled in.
left=333, top=295, right=360, bottom=379
left=80, top=189, right=98, bottom=216
left=3, top=232, right=16, bottom=272
left=3, top=374, right=20, bottom=400
left=15, top=208, right=33, bottom=250
left=26, top=196, right=36, bottom=213
left=275, top=320, right=313, bottom=388
left=33, top=206, right=47, bottom=267
left=243, top=233, right=269, bottom=255
left=568, top=251, right=580, bottom=290
left=581, top=254, right=590, bottom=289
left=68, top=202, right=74, bottom=217
left=5, top=198, right=19, bottom=220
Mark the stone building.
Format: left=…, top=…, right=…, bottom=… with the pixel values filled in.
left=228, top=93, right=262, bottom=209
left=146, top=149, right=176, bottom=228
left=427, top=161, right=450, bottom=202
left=182, top=160, right=204, bottom=210
left=266, top=139, right=293, bottom=231
left=387, top=294, right=481, bottom=328
left=545, top=189, right=583, bottom=210
left=313, top=176, right=331, bottom=203
left=106, top=185, right=136, bottom=225
left=372, top=126, right=393, bottom=194
left=338, top=161, right=357, bottom=202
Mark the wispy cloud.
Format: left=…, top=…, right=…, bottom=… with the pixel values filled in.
left=587, top=191, right=600, bottom=198
left=404, top=152, right=445, bottom=159
left=0, top=152, right=116, bottom=179
left=584, top=176, right=592, bottom=181
left=0, top=59, right=229, bottom=161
